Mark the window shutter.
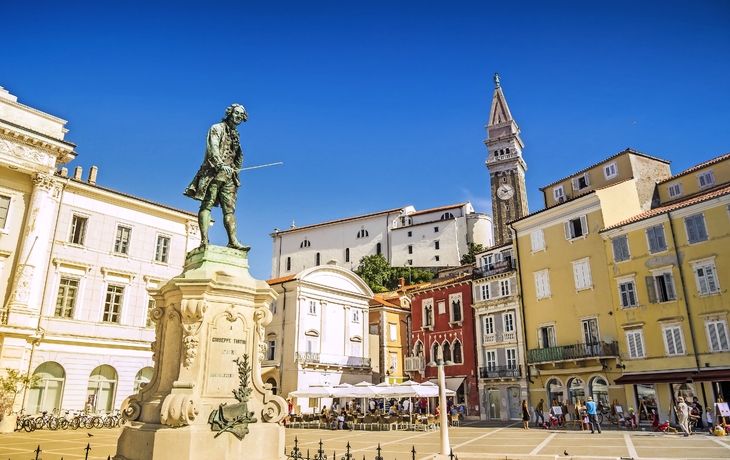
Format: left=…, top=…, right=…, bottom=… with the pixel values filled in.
left=686, top=217, right=698, bottom=244
left=612, top=238, right=621, bottom=262
left=584, top=174, right=590, bottom=186
left=645, top=276, right=657, bottom=303
left=656, top=226, right=666, bottom=250
left=708, top=323, right=720, bottom=351
left=628, top=283, right=636, bottom=306
left=572, top=178, right=579, bottom=190
left=697, top=215, right=708, bottom=241
left=673, top=327, right=684, bottom=354
left=620, top=284, right=629, bottom=307
left=697, top=268, right=709, bottom=295
left=580, top=215, right=588, bottom=235
left=627, top=332, right=638, bottom=358
left=647, top=227, right=657, bottom=252
left=718, top=323, right=730, bottom=350
left=706, top=265, right=718, bottom=293
left=564, top=221, right=572, bottom=240
left=664, top=328, right=676, bottom=355
left=635, top=332, right=644, bottom=357
left=664, top=273, right=676, bottom=300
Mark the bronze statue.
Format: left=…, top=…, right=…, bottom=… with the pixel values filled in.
left=184, top=104, right=249, bottom=250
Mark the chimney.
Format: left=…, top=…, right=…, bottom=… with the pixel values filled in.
left=73, top=166, right=83, bottom=180
left=399, top=277, right=406, bottom=289
left=59, top=167, right=68, bottom=177
left=88, top=166, right=98, bottom=185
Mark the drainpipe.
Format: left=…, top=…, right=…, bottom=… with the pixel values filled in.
left=509, top=223, right=531, bottom=403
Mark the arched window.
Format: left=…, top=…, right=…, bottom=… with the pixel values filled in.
left=567, top=377, right=585, bottom=405
left=432, top=342, right=439, bottom=363
left=451, top=299, right=462, bottom=322
left=505, top=147, right=510, bottom=154
left=266, top=377, right=278, bottom=395
left=286, top=257, right=291, bottom=271
left=357, top=229, right=369, bottom=238
left=345, top=248, right=350, bottom=263
left=414, top=340, right=424, bottom=357
left=134, top=367, right=154, bottom=393
left=440, top=212, right=455, bottom=220
left=452, top=340, right=463, bottom=364
left=87, top=365, right=118, bottom=413
left=547, top=378, right=564, bottom=406
left=26, top=362, right=65, bottom=413
left=315, top=253, right=320, bottom=266
left=376, top=243, right=381, bottom=255
left=300, top=238, right=311, bottom=248
left=442, top=341, right=452, bottom=362
left=589, top=377, right=608, bottom=406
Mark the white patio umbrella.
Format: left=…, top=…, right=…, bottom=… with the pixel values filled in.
left=331, top=383, right=355, bottom=397
left=288, top=384, right=335, bottom=398
left=346, top=381, right=381, bottom=398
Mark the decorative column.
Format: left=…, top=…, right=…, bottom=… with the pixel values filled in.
left=5, top=173, right=59, bottom=326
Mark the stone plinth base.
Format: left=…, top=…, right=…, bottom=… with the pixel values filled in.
left=114, top=421, right=285, bottom=460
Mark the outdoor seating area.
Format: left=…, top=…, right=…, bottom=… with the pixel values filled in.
left=287, top=412, right=443, bottom=431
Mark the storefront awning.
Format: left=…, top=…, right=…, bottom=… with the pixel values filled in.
left=690, top=369, right=730, bottom=382
left=428, top=377, right=465, bottom=393
left=614, top=371, right=692, bottom=385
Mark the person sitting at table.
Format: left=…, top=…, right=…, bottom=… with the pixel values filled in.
left=434, top=405, right=441, bottom=416
left=369, top=399, right=376, bottom=413
left=388, top=405, right=397, bottom=416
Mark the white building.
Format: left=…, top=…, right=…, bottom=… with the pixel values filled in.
left=270, top=203, right=493, bottom=278
left=0, top=86, right=199, bottom=414
left=264, top=265, right=373, bottom=413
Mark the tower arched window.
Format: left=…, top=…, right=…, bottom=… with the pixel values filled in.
left=505, top=147, right=510, bottom=154
left=414, top=340, right=424, bottom=357
left=300, top=238, right=311, bottom=248
left=345, top=248, right=350, bottom=263
left=440, top=212, right=455, bottom=220
left=315, top=252, right=320, bottom=266
left=286, top=257, right=291, bottom=271
left=357, top=229, right=369, bottom=238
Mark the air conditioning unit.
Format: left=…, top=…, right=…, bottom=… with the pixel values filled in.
left=558, top=196, right=565, bottom=203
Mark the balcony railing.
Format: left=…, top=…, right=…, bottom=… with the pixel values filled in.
left=502, top=331, right=516, bottom=342
left=486, top=151, right=520, bottom=164
left=295, top=352, right=371, bottom=368
left=479, top=365, right=521, bottom=379
left=527, top=341, right=619, bottom=364
left=405, top=356, right=425, bottom=373
left=473, top=259, right=515, bottom=280
left=483, top=334, right=496, bottom=344
left=482, top=331, right=516, bottom=345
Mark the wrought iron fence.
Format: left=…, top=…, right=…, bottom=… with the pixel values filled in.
left=478, top=365, right=521, bottom=379
left=286, top=437, right=459, bottom=460
left=527, top=341, right=619, bottom=364
left=25, top=443, right=111, bottom=460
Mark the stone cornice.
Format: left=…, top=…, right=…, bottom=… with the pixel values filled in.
left=0, top=120, right=76, bottom=159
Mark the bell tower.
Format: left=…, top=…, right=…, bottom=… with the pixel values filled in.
left=485, top=73, right=529, bottom=246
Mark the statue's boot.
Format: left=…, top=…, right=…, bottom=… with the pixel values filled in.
left=224, top=215, right=250, bottom=251
left=227, top=240, right=250, bottom=251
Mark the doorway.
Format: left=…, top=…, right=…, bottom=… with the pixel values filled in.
left=507, top=386, right=521, bottom=419
left=486, top=388, right=501, bottom=420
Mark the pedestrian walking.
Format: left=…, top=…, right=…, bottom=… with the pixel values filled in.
left=535, top=399, right=545, bottom=427
left=522, top=400, right=531, bottom=430
left=677, top=397, right=690, bottom=437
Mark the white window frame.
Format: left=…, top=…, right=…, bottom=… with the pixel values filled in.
left=661, top=324, right=686, bottom=356
left=646, top=224, right=668, bottom=254
left=534, top=270, right=551, bottom=300
left=625, top=329, right=646, bottom=359
left=705, top=319, right=730, bottom=352
left=604, top=162, right=618, bottom=180
left=697, top=170, right=715, bottom=188
left=691, top=259, right=721, bottom=296
left=266, top=339, right=277, bottom=361
left=55, top=276, right=80, bottom=318
left=572, top=258, right=593, bottom=291
left=537, top=324, right=556, bottom=349
left=422, top=299, right=434, bottom=328
left=647, top=267, right=677, bottom=303
left=553, top=186, right=565, bottom=202
left=114, top=225, right=132, bottom=254
left=564, top=215, right=588, bottom=241
left=479, top=283, right=490, bottom=301
left=389, top=353, right=398, bottom=372
left=500, top=279, right=510, bottom=296
left=102, top=284, right=125, bottom=323
left=571, top=173, right=591, bottom=191
left=503, top=312, right=515, bottom=333
left=506, top=348, right=518, bottom=369
left=485, top=350, right=497, bottom=370
left=388, top=323, right=397, bottom=342
left=308, top=300, right=317, bottom=315
left=0, top=193, right=13, bottom=233
left=270, top=300, right=278, bottom=315
left=530, top=229, right=546, bottom=252
left=684, top=213, right=709, bottom=244
left=611, top=235, right=631, bottom=263
left=155, top=234, right=171, bottom=263
left=617, top=277, right=638, bottom=309
left=667, top=182, right=683, bottom=199
left=449, top=295, right=463, bottom=324
left=484, top=315, right=495, bottom=336
left=69, top=214, right=89, bottom=245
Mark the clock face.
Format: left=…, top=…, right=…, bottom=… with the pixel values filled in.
left=497, top=183, right=514, bottom=200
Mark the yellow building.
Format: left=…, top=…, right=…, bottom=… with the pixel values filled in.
left=369, top=282, right=415, bottom=384
left=511, top=149, right=672, bottom=412
left=601, top=152, right=730, bottom=422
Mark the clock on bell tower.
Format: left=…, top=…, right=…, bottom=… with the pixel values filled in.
left=484, top=73, right=529, bottom=246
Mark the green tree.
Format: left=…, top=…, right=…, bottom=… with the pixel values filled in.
left=460, top=243, right=486, bottom=265
left=0, top=368, right=41, bottom=418
left=355, top=254, right=434, bottom=292
left=390, top=266, right=434, bottom=289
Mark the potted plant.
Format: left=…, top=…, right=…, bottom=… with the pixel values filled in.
left=0, top=368, right=40, bottom=434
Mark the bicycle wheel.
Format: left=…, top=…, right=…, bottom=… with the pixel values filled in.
left=60, top=418, right=69, bottom=430
left=93, top=417, right=103, bottom=429
left=48, top=419, right=59, bottom=430
left=103, top=417, right=113, bottom=428
left=84, top=417, right=95, bottom=429
left=70, top=417, right=80, bottom=430
left=34, top=419, right=45, bottom=430
left=23, top=420, right=35, bottom=432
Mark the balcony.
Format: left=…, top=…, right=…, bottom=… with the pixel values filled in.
left=405, top=356, right=425, bottom=373
left=479, top=365, right=521, bottom=379
left=483, top=334, right=496, bottom=344
left=295, top=352, right=371, bottom=368
left=473, top=259, right=515, bottom=280
left=486, top=151, right=520, bottom=165
left=527, top=341, right=619, bottom=365
left=482, top=331, right=516, bottom=345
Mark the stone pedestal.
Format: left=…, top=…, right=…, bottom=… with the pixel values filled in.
left=114, top=246, right=287, bottom=460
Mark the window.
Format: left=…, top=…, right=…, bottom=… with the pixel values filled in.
left=697, top=170, right=715, bottom=188
left=389, top=353, right=398, bottom=371
left=534, top=270, right=551, bottom=299
left=435, top=255, right=440, bottom=261
left=572, top=173, right=590, bottom=190
left=626, top=330, right=646, bottom=359
left=662, top=325, right=685, bottom=356
left=351, top=341, right=362, bottom=357
left=437, top=300, right=446, bottom=315
left=604, top=162, right=618, bottom=180
left=55, top=277, right=79, bottom=318
left=146, top=299, right=155, bottom=327
left=537, top=326, right=555, bottom=348
left=114, top=226, right=131, bottom=254
left=553, top=186, right=565, bottom=201
left=103, top=285, right=124, bottom=323
left=693, top=261, right=720, bottom=295
left=308, top=300, right=317, bottom=315
left=486, top=350, right=497, bottom=370
left=611, top=235, right=630, bottom=263
left=434, top=240, right=440, bottom=250
left=484, top=316, right=494, bottom=335
left=300, top=238, right=311, bottom=248
left=423, top=300, right=434, bottom=327
left=503, top=313, right=515, bottom=333
left=572, top=259, right=592, bottom=291
left=408, top=245, right=413, bottom=254
left=506, top=348, right=517, bottom=369
left=270, top=300, right=278, bottom=315
left=389, top=323, right=397, bottom=342
left=352, top=309, right=360, bottom=322
left=344, top=248, right=350, bottom=263
left=407, top=231, right=412, bottom=237
left=434, top=226, right=439, bottom=233
left=500, top=279, right=510, bottom=296
left=442, top=342, right=452, bottom=362
left=684, top=214, right=708, bottom=244
left=451, top=299, right=462, bottom=323
left=452, top=341, right=463, bottom=364
left=582, top=318, right=599, bottom=344
left=564, top=215, right=588, bottom=240
left=369, top=323, right=379, bottom=335
left=407, top=259, right=412, bottom=265
left=706, top=320, right=730, bottom=352
left=530, top=229, right=545, bottom=251
left=646, top=271, right=676, bottom=303
left=315, top=252, right=320, bottom=266
left=618, top=280, right=638, bottom=308
left=646, top=224, right=667, bottom=253
left=667, top=182, right=683, bottom=198
left=357, top=229, right=369, bottom=238
left=155, top=236, right=170, bottom=263
left=286, top=257, right=291, bottom=271
left=306, top=337, right=318, bottom=353
left=267, top=340, right=277, bottom=360
left=69, top=215, right=88, bottom=245
left=432, top=342, right=439, bottom=362
left=440, top=213, right=454, bottom=220
left=480, top=284, right=490, bottom=301
left=0, top=195, right=10, bottom=229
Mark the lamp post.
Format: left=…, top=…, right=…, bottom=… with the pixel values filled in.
left=427, top=344, right=454, bottom=457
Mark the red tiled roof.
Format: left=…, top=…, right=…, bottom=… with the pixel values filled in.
left=408, top=202, right=469, bottom=217
left=657, top=152, right=730, bottom=184
left=410, top=274, right=472, bottom=295
left=272, top=206, right=406, bottom=235
left=538, top=148, right=670, bottom=191
left=601, top=183, right=730, bottom=231
left=267, top=274, right=297, bottom=285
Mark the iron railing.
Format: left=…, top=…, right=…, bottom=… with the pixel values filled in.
left=527, top=341, right=619, bottom=364
left=478, top=365, right=521, bottom=379
left=473, top=259, right=515, bottom=280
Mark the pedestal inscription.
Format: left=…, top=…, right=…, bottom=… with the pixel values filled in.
left=205, top=313, right=247, bottom=397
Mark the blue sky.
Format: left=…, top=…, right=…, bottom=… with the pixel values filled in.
left=3, top=1, right=729, bottom=279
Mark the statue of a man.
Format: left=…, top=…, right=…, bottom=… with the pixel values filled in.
left=184, top=104, right=249, bottom=250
